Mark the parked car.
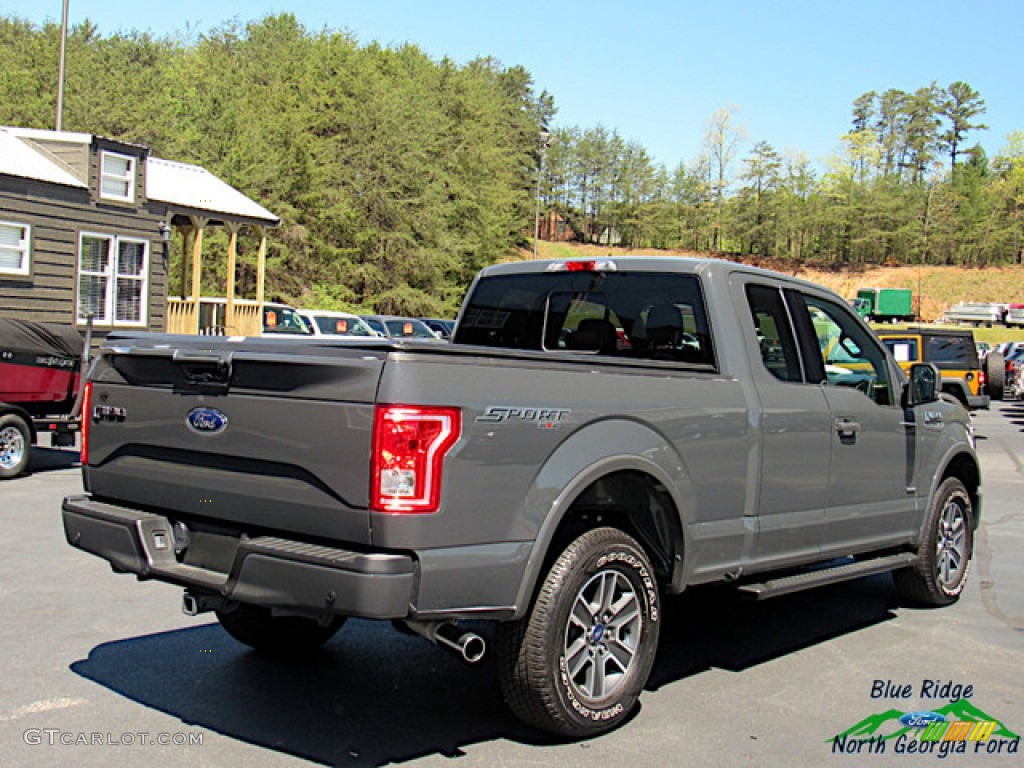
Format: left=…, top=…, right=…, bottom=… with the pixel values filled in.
left=875, top=326, right=1002, bottom=409
left=1003, top=343, right=1024, bottom=399
left=300, top=309, right=380, bottom=338
left=261, top=302, right=314, bottom=337
left=419, top=318, right=455, bottom=340
left=360, top=315, right=443, bottom=340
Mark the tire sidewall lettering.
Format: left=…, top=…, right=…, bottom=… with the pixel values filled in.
left=595, top=549, right=660, bottom=623
left=558, top=655, right=626, bottom=722
left=935, top=488, right=972, bottom=597
left=552, top=541, right=660, bottom=726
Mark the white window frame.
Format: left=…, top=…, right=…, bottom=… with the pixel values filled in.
left=76, top=232, right=149, bottom=327
left=0, top=220, right=31, bottom=276
left=99, top=151, right=136, bottom=202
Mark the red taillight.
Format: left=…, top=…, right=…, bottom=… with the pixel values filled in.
left=81, top=382, right=92, bottom=465
left=371, top=405, right=461, bottom=513
left=547, top=259, right=618, bottom=273
left=566, top=260, right=597, bottom=272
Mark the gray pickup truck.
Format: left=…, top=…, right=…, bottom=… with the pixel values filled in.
left=63, top=257, right=980, bottom=738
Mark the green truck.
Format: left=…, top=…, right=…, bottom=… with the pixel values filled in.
left=856, top=287, right=914, bottom=323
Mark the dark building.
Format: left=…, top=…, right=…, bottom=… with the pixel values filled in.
left=1, top=126, right=278, bottom=338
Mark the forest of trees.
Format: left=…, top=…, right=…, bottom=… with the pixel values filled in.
left=543, top=90, right=1024, bottom=268
left=2, top=14, right=1022, bottom=315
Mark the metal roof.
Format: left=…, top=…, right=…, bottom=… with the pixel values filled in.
left=0, top=127, right=88, bottom=188
left=145, top=157, right=279, bottom=225
left=0, top=126, right=278, bottom=225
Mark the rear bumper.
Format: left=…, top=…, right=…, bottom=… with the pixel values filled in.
left=62, top=495, right=415, bottom=620
left=967, top=392, right=990, bottom=410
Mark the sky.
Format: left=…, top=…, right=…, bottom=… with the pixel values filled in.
left=2, top=0, right=1022, bottom=171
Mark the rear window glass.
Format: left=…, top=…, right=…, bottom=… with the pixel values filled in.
left=384, top=319, right=437, bottom=339
left=310, top=315, right=374, bottom=336
left=454, top=271, right=714, bottom=366
left=924, top=335, right=978, bottom=367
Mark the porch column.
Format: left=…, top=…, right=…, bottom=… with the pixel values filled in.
left=179, top=225, right=191, bottom=300
left=255, top=225, right=268, bottom=323
left=189, top=215, right=208, bottom=334
left=225, top=221, right=240, bottom=334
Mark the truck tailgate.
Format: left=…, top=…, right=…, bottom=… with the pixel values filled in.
left=83, top=337, right=387, bottom=545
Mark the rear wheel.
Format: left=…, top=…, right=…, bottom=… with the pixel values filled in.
left=497, top=527, right=661, bottom=738
left=894, top=477, right=973, bottom=606
left=216, top=605, right=346, bottom=654
left=0, top=413, right=31, bottom=480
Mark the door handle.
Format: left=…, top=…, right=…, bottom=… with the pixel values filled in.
left=834, top=418, right=861, bottom=438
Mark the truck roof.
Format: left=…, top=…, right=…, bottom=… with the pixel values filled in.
left=479, top=256, right=829, bottom=292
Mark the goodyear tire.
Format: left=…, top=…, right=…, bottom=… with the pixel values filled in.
left=0, top=413, right=31, bottom=480
left=496, top=527, right=661, bottom=738
left=217, top=605, right=346, bottom=654
left=894, top=477, right=973, bottom=607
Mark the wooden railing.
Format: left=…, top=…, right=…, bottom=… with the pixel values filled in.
left=166, top=298, right=262, bottom=336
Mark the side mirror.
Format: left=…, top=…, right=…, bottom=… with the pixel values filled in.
left=904, top=363, right=941, bottom=407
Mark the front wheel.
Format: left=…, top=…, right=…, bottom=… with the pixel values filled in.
left=894, top=477, right=974, bottom=606
left=0, top=413, right=31, bottom=480
left=496, top=527, right=661, bottom=738
left=217, top=604, right=346, bottom=654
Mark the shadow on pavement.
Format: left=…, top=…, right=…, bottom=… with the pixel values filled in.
left=72, top=619, right=533, bottom=766
left=27, top=446, right=80, bottom=474
left=997, top=401, right=1024, bottom=430
left=71, top=575, right=899, bottom=765
left=649, top=573, right=898, bottom=687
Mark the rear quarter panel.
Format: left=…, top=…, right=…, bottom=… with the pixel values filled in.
left=371, top=350, right=753, bottom=563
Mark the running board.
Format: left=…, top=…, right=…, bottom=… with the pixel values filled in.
left=737, top=553, right=918, bottom=600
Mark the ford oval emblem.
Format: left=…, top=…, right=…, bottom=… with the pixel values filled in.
left=899, top=711, right=946, bottom=728
left=186, top=407, right=229, bottom=435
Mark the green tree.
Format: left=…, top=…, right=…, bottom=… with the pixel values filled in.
left=938, top=81, right=987, bottom=172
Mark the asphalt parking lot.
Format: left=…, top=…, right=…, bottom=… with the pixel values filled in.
left=1, top=406, right=1021, bottom=768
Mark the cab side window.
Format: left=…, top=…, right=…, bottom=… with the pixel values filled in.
left=745, top=284, right=802, bottom=382
left=802, top=296, right=893, bottom=406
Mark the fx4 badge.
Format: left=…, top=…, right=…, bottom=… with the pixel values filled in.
left=476, top=406, right=570, bottom=429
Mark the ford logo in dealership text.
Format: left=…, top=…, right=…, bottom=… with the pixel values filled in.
left=899, top=711, right=946, bottom=728
left=186, top=407, right=229, bottom=434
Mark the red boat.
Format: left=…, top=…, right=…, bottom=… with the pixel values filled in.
left=1, top=318, right=85, bottom=479
left=0, top=319, right=82, bottom=408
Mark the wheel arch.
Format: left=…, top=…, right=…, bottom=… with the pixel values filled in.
left=0, top=403, right=37, bottom=441
left=510, top=418, right=692, bottom=620
left=939, top=378, right=970, bottom=407
left=939, top=450, right=982, bottom=528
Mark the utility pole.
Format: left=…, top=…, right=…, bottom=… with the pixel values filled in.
left=55, top=0, right=69, bottom=130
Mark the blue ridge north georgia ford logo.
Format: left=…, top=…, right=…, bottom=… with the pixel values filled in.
left=186, top=407, right=229, bottom=434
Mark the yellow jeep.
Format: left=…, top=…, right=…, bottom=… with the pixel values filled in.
left=875, top=327, right=1001, bottom=409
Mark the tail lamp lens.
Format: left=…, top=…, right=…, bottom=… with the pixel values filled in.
left=81, top=382, right=92, bottom=465
left=371, top=405, right=461, bottom=513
